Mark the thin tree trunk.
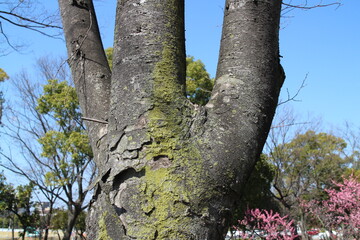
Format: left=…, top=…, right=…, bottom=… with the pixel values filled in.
left=59, top=0, right=284, bottom=239
left=22, top=227, right=26, bottom=240
left=11, top=215, right=14, bottom=240
left=44, top=228, right=49, bottom=240
left=62, top=206, right=81, bottom=240
left=43, top=203, right=54, bottom=240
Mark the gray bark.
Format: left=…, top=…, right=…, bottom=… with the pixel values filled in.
left=58, top=0, right=111, bottom=170
left=58, top=0, right=284, bottom=239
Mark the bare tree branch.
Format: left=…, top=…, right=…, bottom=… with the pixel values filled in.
left=278, top=73, right=308, bottom=106
left=0, top=56, right=95, bottom=239
left=281, top=0, right=343, bottom=19
left=282, top=1, right=342, bottom=10
left=0, top=0, right=62, bottom=52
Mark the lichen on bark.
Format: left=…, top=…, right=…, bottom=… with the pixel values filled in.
left=59, top=0, right=284, bottom=239
left=97, top=212, right=111, bottom=240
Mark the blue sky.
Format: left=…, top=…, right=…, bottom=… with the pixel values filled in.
left=1, top=0, right=359, bottom=129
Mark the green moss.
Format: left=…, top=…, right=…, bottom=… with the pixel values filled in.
left=125, top=165, right=193, bottom=239
left=97, top=212, right=111, bottom=240
left=153, top=45, right=184, bottom=102
left=123, top=1, right=217, bottom=238
left=135, top=37, right=205, bottom=240
left=146, top=33, right=186, bottom=161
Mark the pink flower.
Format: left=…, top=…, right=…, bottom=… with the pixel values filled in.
left=235, top=208, right=298, bottom=240
left=304, top=175, right=360, bottom=239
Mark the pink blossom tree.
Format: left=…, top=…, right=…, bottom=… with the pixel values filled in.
left=304, top=176, right=360, bottom=239
left=235, top=208, right=298, bottom=240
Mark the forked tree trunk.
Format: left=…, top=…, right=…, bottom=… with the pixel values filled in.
left=59, top=0, right=284, bottom=239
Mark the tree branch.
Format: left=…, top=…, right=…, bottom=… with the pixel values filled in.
left=278, top=73, right=308, bottom=106
left=282, top=1, right=342, bottom=10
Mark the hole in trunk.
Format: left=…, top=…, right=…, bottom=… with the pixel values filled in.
left=112, top=168, right=145, bottom=190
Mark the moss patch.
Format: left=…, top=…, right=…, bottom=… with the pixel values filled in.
left=120, top=1, right=216, bottom=238
left=97, top=212, right=111, bottom=240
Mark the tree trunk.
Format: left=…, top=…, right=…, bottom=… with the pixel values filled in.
left=44, top=228, right=49, bottom=240
left=11, top=215, right=14, bottom=240
left=62, top=205, right=81, bottom=240
left=43, top=203, right=54, bottom=240
left=59, top=0, right=284, bottom=239
left=21, top=227, right=26, bottom=240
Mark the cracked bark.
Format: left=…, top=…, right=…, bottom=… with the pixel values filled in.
left=59, top=0, right=284, bottom=239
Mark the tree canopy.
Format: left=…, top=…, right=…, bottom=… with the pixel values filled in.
left=0, top=68, right=8, bottom=123
left=271, top=130, right=349, bottom=204
left=0, top=174, right=39, bottom=240
left=186, top=56, right=214, bottom=105
left=0, top=61, right=94, bottom=240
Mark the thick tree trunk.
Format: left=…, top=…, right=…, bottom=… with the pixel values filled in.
left=59, top=0, right=284, bottom=239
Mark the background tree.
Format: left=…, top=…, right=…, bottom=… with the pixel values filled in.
left=13, top=183, right=40, bottom=240
left=0, top=172, right=16, bottom=239
left=51, top=209, right=68, bottom=240
left=0, top=172, right=15, bottom=212
left=0, top=58, right=94, bottom=240
left=74, top=211, right=87, bottom=240
left=339, top=122, right=360, bottom=171
left=105, top=47, right=113, bottom=70
left=303, top=176, right=360, bottom=239
left=59, top=0, right=285, bottom=238
left=36, top=79, right=94, bottom=240
left=186, top=56, right=214, bottom=105
left=270, top=130, right=348, bottom=207
left=0, top=68, right=8, bottom=123
left=234, top=155, right=280, bottom=223
left=264, top=128, right=349, bottom=238
left=0, top=174, right=39, bottom=240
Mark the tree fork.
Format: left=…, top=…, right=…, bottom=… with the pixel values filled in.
left=59, top=0, right=285, bottom=239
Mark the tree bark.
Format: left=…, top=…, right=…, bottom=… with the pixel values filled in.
left=58, top=0, right=110, bottom=171
left=43, top=202, right=54, bottom=240
left=59, top=0, right=284, bottom=239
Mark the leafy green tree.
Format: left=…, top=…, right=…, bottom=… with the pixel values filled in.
left=14, top=183, right=40, bottom=240
left=36, top=79, right=94, bottom=240
left=0, top=173, right=15, bottom=211
left=0, top=68, right=8, bottom=82
left=271, top=130, right=348, bottom=202
left=0, top=60, right=94, bottom=240
left=186, top=56, right=214, bottom=105
left=51, top=209, right=68, bottom=240
left=74, top=211, right=87, bottom=240
left=268, top=130, right=349, bottom=234
left=105, top=47, right=113, bottom=70
left=235, top=155, right=279, bottom=221
left=0, top=173, right=16, bottom=238
left=0, top=68, right=8, bottom=123
left=51, top=209, right=86, bottom=240
left=0, top=174, right=39, bottom=240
